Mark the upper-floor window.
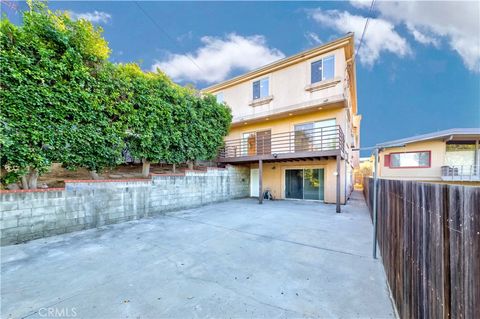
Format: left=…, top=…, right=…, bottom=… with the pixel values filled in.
left=385, top=151, right=431, bottom=168
left=215, top=92, right=224, bottom=104
left=311, top=56, right=335, bottom=84
left=253, top=78, right=269, bottom=100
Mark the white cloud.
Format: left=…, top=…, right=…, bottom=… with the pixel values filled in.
left=352, top=1, right=480, bottom=72
left=308, top=8, right=411, bottom=66
left=406, top=24, right=440, bottom=47
left=349, top=0, right=373, bottom=10
left=69, top=11, right=112, bottom=24
left=152, top=33, right=285, bottom=83
left=305, top=32, right=322, bottom=45
left=176, top=31, right=193, bottom=43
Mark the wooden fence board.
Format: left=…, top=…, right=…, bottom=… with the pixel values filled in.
left=363, top=178, right=479, bottom=319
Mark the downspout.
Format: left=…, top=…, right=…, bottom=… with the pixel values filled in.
left=344, top=157, right=347, bottom=203
left=372, top=147, right=379, bottom=259
left=476, top=140, right=479, bottom=177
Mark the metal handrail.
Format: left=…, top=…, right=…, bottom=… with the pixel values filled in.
left=441, top=165, right=480, bottom=181
left=219, top=124, right=345, bottom=159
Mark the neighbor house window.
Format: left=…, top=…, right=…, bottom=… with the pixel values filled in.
left=215, top=92, right=224, bottom=104
left=445, top=141, right=476, bottom=167
left=311, top=56, right=335, bottom=83
left=253, top=78, right=269, bottom=100
left=387, top=151, right=431, bottom=168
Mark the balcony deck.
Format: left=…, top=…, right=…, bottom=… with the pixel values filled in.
left=441, top=165, right=480, bottom=181
left=218, top=125, right=345, bottom=164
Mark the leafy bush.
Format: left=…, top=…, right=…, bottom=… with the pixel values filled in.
left=0, top=1, right=231, bottom=187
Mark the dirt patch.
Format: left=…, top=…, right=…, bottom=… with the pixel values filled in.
left=32, top=163, right=210, bottom=188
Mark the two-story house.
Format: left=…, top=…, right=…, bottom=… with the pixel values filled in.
left=376, top=128, right=480, bottom=182
left=202, top=33, right=360, bottom=212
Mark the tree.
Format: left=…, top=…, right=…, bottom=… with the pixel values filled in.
left=58, top=62, right=127, bottom=179
left=1, top=0, right=232, bottom=187
left=176, top=92, right=231, bottom=166
left=160, top=86, right=232, bottom=171
left=121, top=67, right=232, bottom=177
left=0, top=1, right=121, bottom=187
left=194, top=94, right=232, bottom=161
left=121, top=64, right=175, bottom=177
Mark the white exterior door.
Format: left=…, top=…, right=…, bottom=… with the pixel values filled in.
left=250, top=169, right=259, bottom=197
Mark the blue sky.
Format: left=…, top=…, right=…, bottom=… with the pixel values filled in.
left=2, top=1, right=479, bottom=156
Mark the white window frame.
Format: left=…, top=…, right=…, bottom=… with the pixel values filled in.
left=311, top=55, right=335, bottom=84
left=252, top=77, right=269, bottom=100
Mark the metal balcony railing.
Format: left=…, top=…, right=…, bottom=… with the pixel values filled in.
left=441, top=165, right=480, bottom=181
left=219, top=125, right=345, bottom=160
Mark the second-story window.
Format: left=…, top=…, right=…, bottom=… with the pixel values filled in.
left=215, top=92, right=224, bottom=104
left=253, top=78, right=269, bottom=100
left=311, top=56, right=335, bottom=83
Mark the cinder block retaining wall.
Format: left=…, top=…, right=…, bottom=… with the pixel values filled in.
left=0, top=166, right=249, bottom=246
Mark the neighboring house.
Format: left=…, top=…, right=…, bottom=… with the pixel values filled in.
left=354, top=156, right=374, bottom=185
left=202, top=33, right=360, bottom=211
left=376, top=128, right=480, bottom=182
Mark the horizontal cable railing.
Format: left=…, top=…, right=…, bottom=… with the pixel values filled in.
left=219, top=125, right=345, bottom=159
left=441, top=165, right=480, bottom=180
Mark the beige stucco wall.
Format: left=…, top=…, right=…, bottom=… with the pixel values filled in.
left=212, top=48, right=347, bottom=122
left=378, top=140, right=446, bottom=180
left=225, top=106, right=359, bottom=162
left=250, top=158, right=346, bottom=204
left=205, top=36, right=359, bottom=203
left=226, top=108, right=354, bottom=204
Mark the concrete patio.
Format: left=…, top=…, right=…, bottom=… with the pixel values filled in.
left=1, top=192, right=394, bottom=318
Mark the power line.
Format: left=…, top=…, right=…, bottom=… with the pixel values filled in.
left=355, top=0, right=376, bottom=61
left=133, top=1, right=205, bottom=74
left=0, top=0, right=18, bottom=11
left=343, top=0, right=376, bottom=94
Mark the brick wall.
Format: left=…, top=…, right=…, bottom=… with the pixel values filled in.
left=0, top=166, right=249, bottom=245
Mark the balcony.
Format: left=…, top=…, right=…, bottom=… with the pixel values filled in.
left=218, top=125, right=345, bottom=163
left=441, top=165, right=480, bottom=181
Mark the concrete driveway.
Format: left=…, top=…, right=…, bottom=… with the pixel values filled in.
left=1, top=192, right=394, bottom=318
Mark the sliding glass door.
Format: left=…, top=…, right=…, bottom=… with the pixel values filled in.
left=294, top=119, right=337, bottom=152
left=285, top=168, right=324, bottom=200
left=285, top=170, right=303, bottom=199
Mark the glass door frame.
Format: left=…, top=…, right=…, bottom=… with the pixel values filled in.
left=294, top=118, right=337, bottom=152
left=284, top=167, right=325, bottom=201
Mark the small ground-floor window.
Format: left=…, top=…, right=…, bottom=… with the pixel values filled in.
left=285, top=168, right=325, bottom=200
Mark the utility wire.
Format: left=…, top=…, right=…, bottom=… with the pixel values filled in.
left=1, top=0, right=19, bottom=12
left=343, top=0, right=376, bottom=94
left=134, top=1, right=205, bottom=74
left=355, top=0, right=376, bottom=62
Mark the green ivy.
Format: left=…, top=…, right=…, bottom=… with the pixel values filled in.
left=0, top=0, right=232, bottom=187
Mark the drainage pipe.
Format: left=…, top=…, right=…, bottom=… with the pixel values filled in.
left=372, top=148, right=379, bottom=259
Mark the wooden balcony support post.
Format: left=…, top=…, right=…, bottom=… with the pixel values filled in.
left=336, top=154, right=341, bottom=213
left=259, top=159, right=263, bottom=204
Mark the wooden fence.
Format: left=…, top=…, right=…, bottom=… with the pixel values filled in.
left=363, top=178, right=479, bottom=319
